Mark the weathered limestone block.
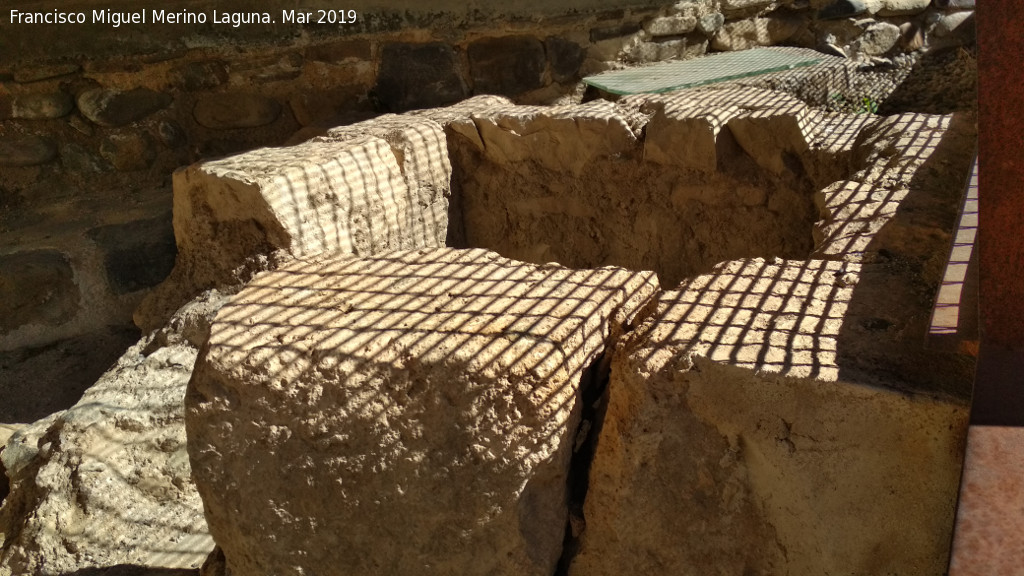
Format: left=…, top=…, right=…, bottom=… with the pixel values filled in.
left=409, top=94, right=515, bottom=126
left=814, top=112, right=976, bottom=398
left=545, top=37, right=587, bottom=83
left=632, top=86, right=810, bottom=172
left=850, top=113, right=953, bottom=192
left=856, top=21, right=902, bottom=55
left=324, top=114, right=452, bottom=248
left=570, top=258, right=969, bottom=576
left=932, top=10, right=974, bottom=37
left=187, top=248, right=658, bottom=576
left=721, top=0, right=775, bottom=10
left=136, top=133, right=440, bottom=331
left=624, top=37, right=708, bottom=64
left=643, top=14, right=698, bottom=37
left=805, top=114, right=883, bottom=186
left=711, top=17, right=803, bottom=52
left=877, top=0, right=931, bottom=16
left=0, top=292, right=227, bottom=576
left=726, top=105, right=816, bottom=175
left=448, top=101, right=638, bottom=176
left=813, top=179, right=907, bottom=258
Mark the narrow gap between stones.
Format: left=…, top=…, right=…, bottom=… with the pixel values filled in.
left=554, top=342, right=614, bottom=576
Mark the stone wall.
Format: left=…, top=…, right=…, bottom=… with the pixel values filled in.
left=0, top=63, right=978, bottom=574
left=0, top=0, right=975, bottom=356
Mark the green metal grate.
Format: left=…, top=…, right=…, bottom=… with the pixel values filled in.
left=583, top=47, right=823, bottom=95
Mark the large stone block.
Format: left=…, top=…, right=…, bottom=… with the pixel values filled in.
left=725, top=104, right=815, bottom=175
left=632, top=85, right=811, bottom=173
left=136, top=133, right=442, bottom=331
left=186, top=248, right=659, bottom=576
left=711, top=17, right=803, bottom=51
left=447, top=100, right=637, bottom=176
left=375, top=43, right=468, bottom=112
left=468, top=36, right=547, bottom=96
left=324, top=114, right=452, bottom=248
left=570, top=258, right=969, bottom=576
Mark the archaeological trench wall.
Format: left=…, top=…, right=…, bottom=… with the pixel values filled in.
left=1, top=0, right=976, bottom=364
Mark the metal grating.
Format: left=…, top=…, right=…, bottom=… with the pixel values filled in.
left=583, top=47, right=823, bottom=95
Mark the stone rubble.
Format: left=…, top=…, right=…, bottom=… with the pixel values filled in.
left=0, top=292, right=228, bottom=576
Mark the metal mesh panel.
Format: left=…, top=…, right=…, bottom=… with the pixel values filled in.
left=583, top=47, right=823, bottom=95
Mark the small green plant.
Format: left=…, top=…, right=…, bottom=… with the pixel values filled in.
left=828, top=93, right=879, bottom=115
left=858, top=96, right=879, bottom=115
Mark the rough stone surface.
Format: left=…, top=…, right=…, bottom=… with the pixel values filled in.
left=10, top=92, right=74, bottom=120
left=935, top=0, right=974, bottom=8
left=643, top=14, right=698, bottom=36
left=0, top=250, right=79, bottom=333
left=448, top=100, right=637, bottom=177
left=697, top=12, right=725, bottom=35
left=193, top=93, right=281, bottom=129
left=877, top=0, right=931, bottom=16
left=408, top=94, right=515, bottom=126
left=857, top=21, right=902, bottom=54
left=813, top=111, right=977, bottom=398
left=0, top=293, right=227, bottom=576
left=721, top=0, right=775, bottom=9
left=449, top=94, right=825, bottom=287
left=545, top=37, right=587, bottom=83
left=11, top=64, right=80, bottom=83
left=324, top=114, right=452, bottom=247
left=0, top=136, right=57, bottom=166
left=99, top=132, right=157, bottom=172
left=135, top=130, right=442, bottom=332
left=570, top=259, right=970, bottom=575
left=375, top=43, right=468, bottom=113
left=624, top=36, right=708, bottom=63
left=818, top=0, right=870, bottom=19
left=725, top=105, right=814, bottom=175
left=87, top=216, right=177, bottom=294
left=635, top=85, right=811, bottom=173
left=169, top=60, right=229, bottom=91
left=933, top=10, right=974, bottom=37
left=186, top=248, right=659, bottom=576
left=711, top=17, right=803, bottom=51
left=468, top=36, right=547, bottom=97
left=77, top=88, right=173, bottom=127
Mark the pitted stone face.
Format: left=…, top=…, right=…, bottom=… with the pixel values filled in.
left=449, top=86, right=834, bottom=288
left=130, top=88, right=974, bottom=576
left=186, top=248, right=658, bottom=576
